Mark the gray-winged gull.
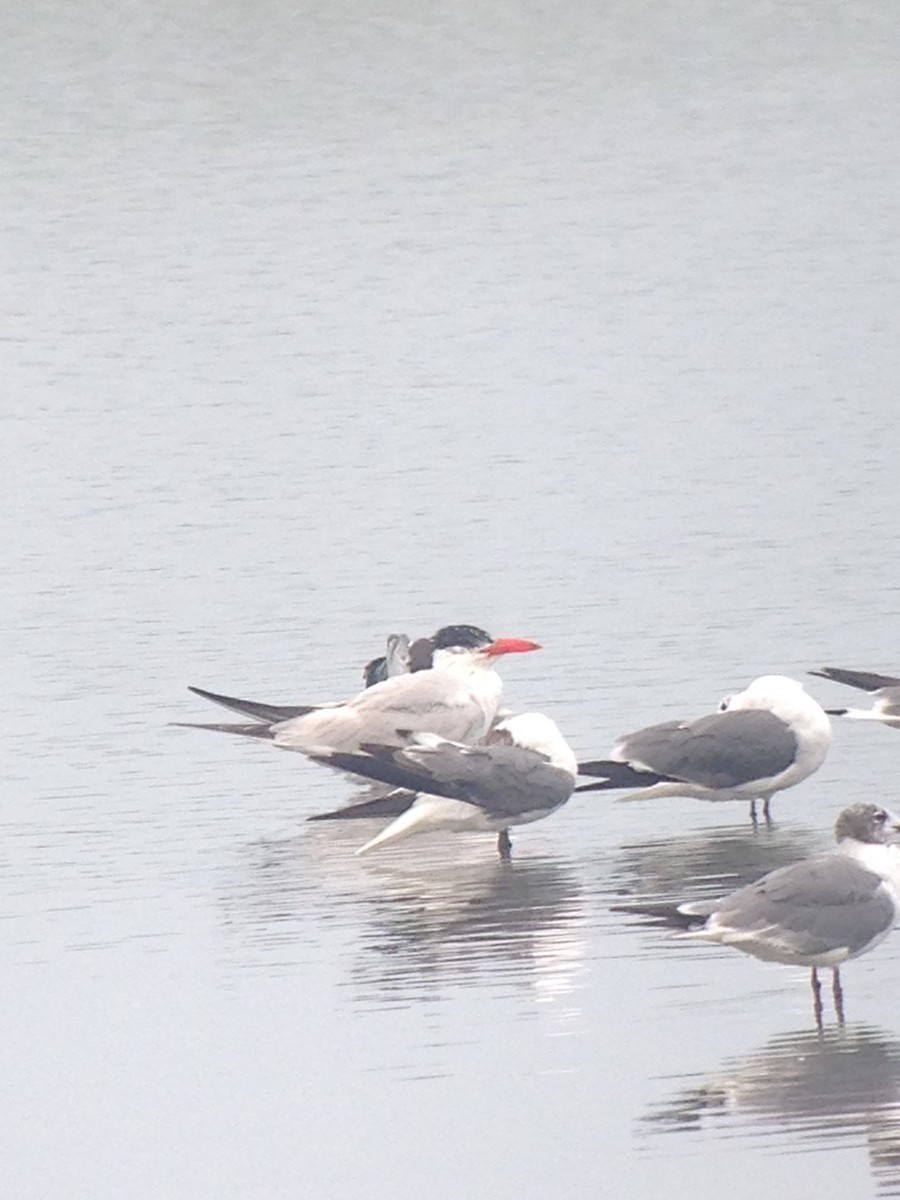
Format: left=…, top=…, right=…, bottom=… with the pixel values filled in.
left=675, top=803, right=900, bottom=1026
left=576, top=675, right=832, bottom=821
left=810, top=666, right=900, bottom=729
left=307, top=711, right=578, bottom=859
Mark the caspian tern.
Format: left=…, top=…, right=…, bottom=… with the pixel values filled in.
left=675, top=803, right=900, bottom=1027
left=576, top=676, right=832, bottom=821
left=187, top=624, right=494, bottom=723
left=180, top=634, right=541, bottom=755
left=307, top=712, right=578, bottom=859
left=809, top=666, right=900, bottom=729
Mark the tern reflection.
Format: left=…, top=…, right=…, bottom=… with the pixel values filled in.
left=222, top=821, right=588, bottom=1012
left=644, top=1024, right=900, bottom=1197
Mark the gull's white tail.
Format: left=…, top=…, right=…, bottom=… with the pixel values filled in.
left=356, top=796, right=484, bottom=855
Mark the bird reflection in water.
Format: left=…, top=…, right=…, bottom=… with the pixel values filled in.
left=643, top=1024, right=900, bottom=1197
left=220, top=823, right=589, bottom=1021
left=349, top=849, right=588, bottom=1014
left=608, top=820, right=826, bottom=925
left=611, top=808, right=900, bottom=1031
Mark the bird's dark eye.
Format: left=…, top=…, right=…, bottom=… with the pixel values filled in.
left=874, top=808, right=888, bottom=824
left=718, top=695, right=732, bottom=713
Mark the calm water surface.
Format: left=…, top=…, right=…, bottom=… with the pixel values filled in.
left=4, top=1, right=900, bottom=1196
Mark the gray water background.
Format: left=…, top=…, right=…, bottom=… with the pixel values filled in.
left=5, top=1, right=900, bottom=1196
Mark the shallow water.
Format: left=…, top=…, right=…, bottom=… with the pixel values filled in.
left=5, top=1, right=900, bottom=1195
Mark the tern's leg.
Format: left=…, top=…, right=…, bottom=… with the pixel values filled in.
left=811, top=967, right=824, bottom=1031
left=749, top=798, right=758, bottom=826
left=762, top=796, right=773, bottom=823
left=497, top=830, right=512, bottom=862
left=831, top=967, right=845, bottom=1027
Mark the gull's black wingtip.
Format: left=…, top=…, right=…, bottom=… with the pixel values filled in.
left=610, top=900, right=699, bottom=929
left=808, top=666, right=900, bottom=692
left=576, top=760, right=672, bottom=787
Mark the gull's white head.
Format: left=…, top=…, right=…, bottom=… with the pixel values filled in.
left=834, top=803, right=900, bottom=847
left=721, top=675, right=812, bottom=713
left=489, top=712, right=578, bottom=777
left=720, top=676, right=832, bottom=757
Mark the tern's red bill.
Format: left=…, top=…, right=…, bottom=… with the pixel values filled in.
left=481, top=637, right=542, bottom=657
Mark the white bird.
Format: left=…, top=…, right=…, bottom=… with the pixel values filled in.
left=810, top=666, right=900, bottom=729
left=676, top=803, right=900, bottom=1027
left=180, top=634, right=541, bottom=755
left=576, top=675, right=832, bottom=821
left=185, top=624, right=493, bottom=723
left=307, top=711, right=578, bottom=859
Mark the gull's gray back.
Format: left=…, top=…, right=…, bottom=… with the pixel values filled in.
left=619, top=709, right=797, bottom=788
left=400, top=741, right=574, bottom=819
left=686, top=854, right=896, bottom=959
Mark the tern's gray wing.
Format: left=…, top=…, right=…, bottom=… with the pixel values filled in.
left=173, top=719, right=278, bottom=738
left=810, top=667, right=900, bottom=693
left=682, top=855, right=896, bottom=958
left=613, top=709, right=798, bottom=788
left=187, top=685, right=317, bottom=723
left=309, top=742, right=574, bottom=819
left=348, top=672, right=487, bottom=736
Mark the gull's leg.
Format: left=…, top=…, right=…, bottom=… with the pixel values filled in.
left=832, top=967, right=845, bottom=1027
left=811, top=967, right=824, bottom=1031
left=497, top=829, right=512, bottom=862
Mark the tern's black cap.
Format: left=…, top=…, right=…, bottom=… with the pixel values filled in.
left=364, top=624, right=494, bottom=688
left=431, top=624, right=493, bottom=651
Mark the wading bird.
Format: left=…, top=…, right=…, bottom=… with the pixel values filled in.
left=576, top=676, right=831, bottom=822
left=308, top=712, right=578, bottom=860
left=676, top=803, right=900, bottom=1028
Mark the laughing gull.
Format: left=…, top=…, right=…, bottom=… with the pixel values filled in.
left=186, top=625, right=493, bottom=724
left=306, top=712, right=578, bottom=860
left=810, top=666, right=900, bottom=729
left=675, top=803, right=900, bottom=1027
left=179, top=634, right=541, bottom=755
left=576, top=676, right=832, bottom=821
